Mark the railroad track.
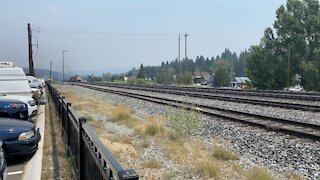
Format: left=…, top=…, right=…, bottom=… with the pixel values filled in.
left=75, top=83, right=320, bottom=141
left=91, top=83, right=320, bottom=112
left=94, top=82, right=320, bottom=101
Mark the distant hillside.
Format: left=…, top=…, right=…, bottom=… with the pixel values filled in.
left=22, top=67, right=130, bottom=80
left=71, top=67, right=132, bottom=76
left=23, top=68, right=63, bottom=80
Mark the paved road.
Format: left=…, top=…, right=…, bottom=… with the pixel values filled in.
left=7, top=157, right=30, bottom=180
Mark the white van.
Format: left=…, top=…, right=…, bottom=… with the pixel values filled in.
left=0, top=62, right=32, bottom=97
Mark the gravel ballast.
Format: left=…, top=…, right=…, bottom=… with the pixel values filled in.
left=59, top=85, right=320, bottom=179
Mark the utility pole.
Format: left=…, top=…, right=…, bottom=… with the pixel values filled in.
left=28, top=23, right=35, bottom=76
left=178, top=34, right=181, bottom=85
left=184, top=33, right=188, bottom=84
left=62, top=50, right=67, bottom=85
left=287, top=47, right=291, bottom=91
left=49, top=61, right=52, bottom=80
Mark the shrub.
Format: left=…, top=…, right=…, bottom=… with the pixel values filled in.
left=111, top=106, right=131, bottom=122
left=144, top=116, right=164, bottom=136
left=145, top=124, right=162, bottom=136
left=212, top=146, right=239, bottom=161
left=165, top=111, right=201, bottom=139
left=198, top=161, right=219, bottom=178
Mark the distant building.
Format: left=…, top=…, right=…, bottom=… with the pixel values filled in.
left=229, top=77, right=251, bottom=89
left=193, top=72, right=211, bottom=85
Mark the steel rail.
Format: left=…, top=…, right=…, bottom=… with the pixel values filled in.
left=91, top=83, right=320, bottom=112
left=75, top=83, right=320, bottom=142
left=93, top=82, right=320, bottom=101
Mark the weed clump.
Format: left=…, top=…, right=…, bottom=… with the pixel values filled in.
left=212, top=146, right=239, bottom=161
left=198, top=160, right=219, bottom=178
left=247, top=167, right=274, bottom=180
left=144, top=116, right=164, bottom=136
left=111, top=106, right=132, bottom=122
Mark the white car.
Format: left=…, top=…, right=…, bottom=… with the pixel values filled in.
left=0, top=95, right=37, bottom=118
left=27, top=76, right=44, bottom=89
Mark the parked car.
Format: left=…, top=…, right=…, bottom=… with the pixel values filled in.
left=27, top=76, right=46, bottom=104
left=0, top=141, right=7, bottom=180
left=0, top=118, right=41, bottom=158
left=0, top=95, right=37, bottom=118
left=27, top=76, right=44, bottom=89
left=0, top=98, right=28, bottom=120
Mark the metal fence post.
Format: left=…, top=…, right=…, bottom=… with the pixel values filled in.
left=78, top=117, right=87, bottom=180
left=66, top=102, right=72, bottom=148
left=61, top=97, right=65, bottom=128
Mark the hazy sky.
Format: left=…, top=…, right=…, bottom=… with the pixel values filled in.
left=0, top=0, right=286, bottom=74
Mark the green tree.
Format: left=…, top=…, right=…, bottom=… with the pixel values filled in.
left=300, top=48, right=320, bottom=90
left=102, top=73, right=113, bottom=82
left=137, top=63, right=147, bottom=79
left=247, top=0, right=320, bottom=90
left=212, top=60, right=232, bottom=87
left=157, top=68, right=176, bottom=84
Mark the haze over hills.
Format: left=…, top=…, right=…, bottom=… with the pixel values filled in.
left=71, top=67, right=132, bottom=76
left=23, top=67, right=131, bottom=80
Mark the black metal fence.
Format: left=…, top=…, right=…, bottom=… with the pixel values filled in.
left=47, top=83, right=139, bottom=180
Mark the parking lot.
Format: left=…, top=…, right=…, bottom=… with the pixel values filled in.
left=0, top=62, right=45, bottom=179
left=7, top=104, right=45, bottom=180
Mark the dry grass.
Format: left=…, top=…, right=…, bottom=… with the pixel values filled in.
left=111, top=105, right=132, bottom=121
left=197, top=160, right=220, bottom=178
left=212, top=146, right=239, bottom=161
left=162, top=140, right=205, bottom=162
left=144, top=116, right=164, bottom=136
left=41, top=89, right=75, bottom=180
left=111, top=136, right=134, bottom=144
left=142, top=159, right=162, bottom=169
left=246, top=167, right=274, bottom=180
